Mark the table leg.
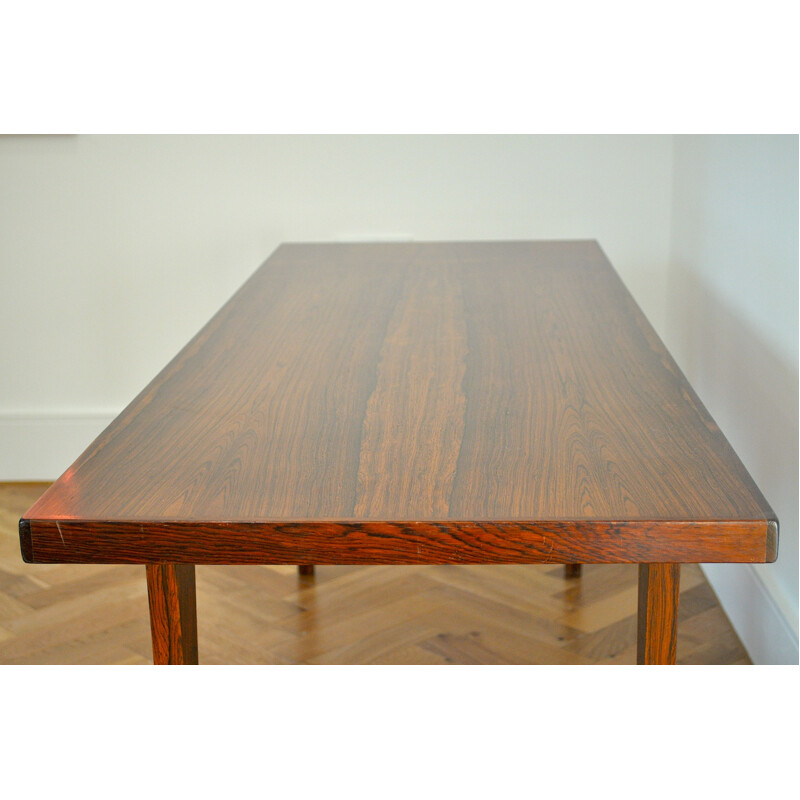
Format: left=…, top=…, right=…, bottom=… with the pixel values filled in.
left=146, top=563, right=199, bottom=665
left=564, top=563, right=582, bottom=578
left=298, top=565, right=315, bottom=576
left=637, top=563, right=680, bottom=664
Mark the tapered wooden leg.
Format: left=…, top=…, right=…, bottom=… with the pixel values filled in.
left=564, top=563, right=582, bottom=578
left=637, top=563, right=680, bottom=664
left=146, top=563, right=198, bottom=665
left=298, top=565, right=315, bottom=576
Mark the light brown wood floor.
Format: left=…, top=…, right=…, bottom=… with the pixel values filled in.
left=1, top=483, right=750, bottom=665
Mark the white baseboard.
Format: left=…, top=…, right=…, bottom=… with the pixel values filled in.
left=0, top=412, right=117, bottom=481
left=701, top=563, right=799, bottom=665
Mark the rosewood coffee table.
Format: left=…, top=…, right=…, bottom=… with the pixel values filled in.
left=19, top=241, right=777, bottom=664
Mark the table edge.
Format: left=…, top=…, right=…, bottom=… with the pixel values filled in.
left=20, top=517, right=778, bottom=565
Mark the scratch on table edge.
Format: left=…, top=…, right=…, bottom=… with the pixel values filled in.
left=19, top=519, right=34, bottom=563
left=545, top=538, right=555, bottom=563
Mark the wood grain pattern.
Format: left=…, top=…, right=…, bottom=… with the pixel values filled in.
left=637, top=563, right=680, bottom=664
left=20, top=242, right=777, bottom=565
left=22, top=519, right=773, bottom=565
left=355, top=259, right=467, bottom=517
left=146, top=563, right=198, bottom=664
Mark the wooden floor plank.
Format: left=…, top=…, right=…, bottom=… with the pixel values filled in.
left=1, top=483, right=752, bottom=665
left=369, top=643, right=450, bottom=665
left=22, top=565, right=144, bottom=610
left=307, top=615, right=444, bottom=665
left=556, top=585, right=641, bottom=634
left=563, top=615, right=639, bottom=663
left=419, top=628, right=594, bottom=666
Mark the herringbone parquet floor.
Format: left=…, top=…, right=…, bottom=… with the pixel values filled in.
left=0, top=483, right=750, bottom=664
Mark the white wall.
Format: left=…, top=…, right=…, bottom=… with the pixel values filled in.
left=668, top=135, right=798, bottom=664
left=1, top=134, right=673, bottom=477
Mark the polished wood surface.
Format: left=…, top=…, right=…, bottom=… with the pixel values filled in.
left=146, top=563, right=198, bottom=664
left=1, top=484, right=752, bottom=664
left=637, top=563, right=680, bottom=664
left=21, top=241, right=776, bottom=565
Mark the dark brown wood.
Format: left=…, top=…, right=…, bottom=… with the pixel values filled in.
left=637, top=563, right=680, bottom=664
left=298, top=565, right=315, bottom=576
left=146, top=563, right=198, bottom=664
left=18, top=518, right=33, bottom=563
left=20, top=242, right=777, bottom=567
left=564, top=563, right=582, bottom=578
left=17, top=518, right=774, bottom=565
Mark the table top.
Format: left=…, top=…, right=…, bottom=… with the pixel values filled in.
left=21, top=241, right=777, bottom=565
